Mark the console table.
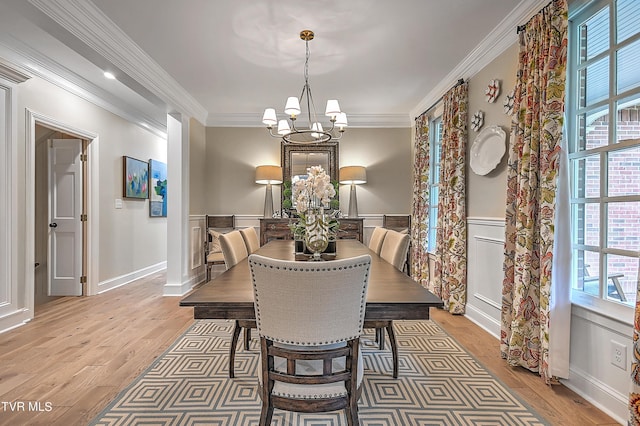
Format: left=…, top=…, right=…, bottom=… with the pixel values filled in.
left=259, top=218, right=364, bottom=246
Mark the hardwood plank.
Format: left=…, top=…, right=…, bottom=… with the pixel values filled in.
left=430, top=308, right=619, bottom=426
left=0, top=271, right=618, bottom=425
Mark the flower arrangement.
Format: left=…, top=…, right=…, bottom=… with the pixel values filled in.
left=289, top=166, right=339, bottom=256
left=292, top=165, right=336, bottom=214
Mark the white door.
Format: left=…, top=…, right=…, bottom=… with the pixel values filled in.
left=48, top=139, right=83, bottom=296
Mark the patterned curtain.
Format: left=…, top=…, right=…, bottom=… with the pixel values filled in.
left=500, top=0, right=568, bottom=383
left=630, top=265, right=640, bottom=423
left=411, top=113, right=430, bottom=288
left=433, top=82, right=468, bottom=314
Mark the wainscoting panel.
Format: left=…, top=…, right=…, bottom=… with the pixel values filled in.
left=466, top=217, right=505, bottom=338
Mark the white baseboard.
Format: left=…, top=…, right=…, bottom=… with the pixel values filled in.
left=464, top=303, right=501, bottom=339
left=163, top=272, right=206, bottom=296
left=0, top=308, right=32, bottom=334
left=562, top=365, right=627, bottom=424
left=98, top=261, right=167, bottom=294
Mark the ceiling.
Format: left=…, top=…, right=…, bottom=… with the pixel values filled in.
left=0, top=0, right=546, bottom=134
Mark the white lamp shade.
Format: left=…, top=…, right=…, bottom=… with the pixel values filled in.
left=339, top=166, right=367, bottom=184
left=284, top=97, right=301, bottom=116
left=255, top=165, right=283, bottom=184
left=277, top=120, right=291, bottom=135
left=325, top=99, right=341, bottom=117
left=335, top=112, right=348, bottom=128
left=262, top=108, right=277, bottom=126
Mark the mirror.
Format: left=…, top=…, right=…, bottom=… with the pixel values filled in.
left=281, top=142, right=339, bottom=210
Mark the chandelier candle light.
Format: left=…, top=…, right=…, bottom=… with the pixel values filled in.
left=262, top=30, right=347, bottom=144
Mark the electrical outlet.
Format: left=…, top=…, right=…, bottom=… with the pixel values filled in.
left=611, top=340, right=627, bottom=370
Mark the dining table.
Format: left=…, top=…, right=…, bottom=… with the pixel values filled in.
left=180, top=239, right=444, bottom=321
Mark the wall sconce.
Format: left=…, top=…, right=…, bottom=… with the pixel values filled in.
left=339, top=166, right=367, bottom=218
left=256, top=165, right=283, bottom=218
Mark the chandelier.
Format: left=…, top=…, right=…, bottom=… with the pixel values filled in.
left=261, top=30, right=347, bottom=144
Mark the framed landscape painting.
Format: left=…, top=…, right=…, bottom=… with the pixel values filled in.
left=149, top=159, right=167, bottom=217
left=123, top=156, right=149, bottom=199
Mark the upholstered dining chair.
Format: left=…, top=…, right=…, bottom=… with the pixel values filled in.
left=240, top=227, right=261, bottom=254
left=364, top=229, right=411, bottom=378
left=218, top=230, right=253, bottom=378
left=248, top=254, right=371, bottom=426
left=368, top=226, right=388, bottom=254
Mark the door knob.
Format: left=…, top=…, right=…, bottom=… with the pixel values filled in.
left=49, top=223, right=58, bottom=228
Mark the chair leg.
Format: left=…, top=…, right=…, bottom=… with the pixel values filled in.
left=386, top=322, right=399, bottom=378
left=259, top=403, right=274, bottom=426
left=377, top=328, right=385, bottom=350
left=244, top=327, right=251, bottom=350
left=229, top=320, right=242, bottom=378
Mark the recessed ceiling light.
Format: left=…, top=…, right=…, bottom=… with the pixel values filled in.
left=103, top=71, right=116, bottom=80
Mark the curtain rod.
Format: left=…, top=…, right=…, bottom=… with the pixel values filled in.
left=415, top=78, right=465, bottom=120
left=517, top=0, right=553, bottom=33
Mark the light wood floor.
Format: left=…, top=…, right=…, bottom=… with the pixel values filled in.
left=0, top=272, right=618, bottom=425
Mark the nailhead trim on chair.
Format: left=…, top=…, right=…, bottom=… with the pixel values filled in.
left=249, top=258, right=370, bottom=346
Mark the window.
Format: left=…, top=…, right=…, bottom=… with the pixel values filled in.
left=568, top=0, right=640, bottom=308
left=428, top=116, right=443, bottom=252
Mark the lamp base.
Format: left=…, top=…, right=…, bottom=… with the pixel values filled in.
left=347, top=183, right=358, bottom=218
left=263, top=184, right=274, bottom=218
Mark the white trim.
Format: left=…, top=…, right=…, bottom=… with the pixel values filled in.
left=467, top=217, right=506, bottom=227
left=25, top=109, right=100, bottom=301
left=464, top=303, right=501, bottom=339
left=98, top=261, right=167, bottom=294
left=562, top=365, right=627, bottom=424
left=28, top=0, right=208, bottom=125
left=409, top=0, right=550, bottom=119
left=0, top=42, right=167, bottom=138
left=0, top=78, right=19, bottom=326
left=206, top=112, right=411, bottom=128
left=0, top=308, right=32, bottom=335
left=473, top=292, right=501, bottom=311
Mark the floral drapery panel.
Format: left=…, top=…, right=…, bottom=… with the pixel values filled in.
left=500, top=0, right=568, bottom=383
left=631, top=263, right=640, bottom=423
left=433, top=82, right=468, bottom=314
left=411, top=113, right=431, bottom=288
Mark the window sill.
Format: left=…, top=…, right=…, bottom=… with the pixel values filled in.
left=571, top=289, right=634, bottom=327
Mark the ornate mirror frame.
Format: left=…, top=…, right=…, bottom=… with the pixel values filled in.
left=281, top=142, right=339, bottom=206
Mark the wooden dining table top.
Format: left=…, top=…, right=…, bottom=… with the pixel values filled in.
left=180, top=239, right=444, bottom=321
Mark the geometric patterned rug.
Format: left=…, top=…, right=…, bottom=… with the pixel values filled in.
left=90, top=320, right=549, bottom=425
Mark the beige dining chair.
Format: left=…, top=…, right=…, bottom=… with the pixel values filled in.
left=368, top=226, right=388, bottom=254
left=219, top=230, right=253, bottom=378
left=239, top=227, right=260, bottom=254
left=364, top=229, right=411, bottom=378
left=248, top=253, right=371, bottom=426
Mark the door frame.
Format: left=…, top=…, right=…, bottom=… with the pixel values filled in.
left=26, top=109, right=99, bottom=315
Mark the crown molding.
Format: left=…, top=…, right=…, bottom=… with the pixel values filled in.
left=409, top=0, right=550, bottom=119
left=0, top=40, right=167, bottom=138
left=206, top=112, right=411, bottom=128
left=0, top=57, right=31, bottom=83
left=28, top=0, right=208, bottom=124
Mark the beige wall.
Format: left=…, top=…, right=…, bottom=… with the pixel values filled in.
left=204, top=127, right=412, bottom=216
left=17, top=76, right=167, bottom=284
left=189, top=118, right=207, bottom=215
left=466, top=42, right=519, bottom=218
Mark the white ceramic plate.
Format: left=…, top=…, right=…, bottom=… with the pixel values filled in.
left=470, top=125, right=506, bottom=175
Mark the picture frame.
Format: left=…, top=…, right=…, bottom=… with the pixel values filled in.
left=149, top=159, right=167, bottom=217
left=123, top=156, right=149, bottom=199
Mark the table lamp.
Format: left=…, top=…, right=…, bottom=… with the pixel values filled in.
left=339, top=166, right=367, bottom=218
left=256, top=165, right=283, bottom=218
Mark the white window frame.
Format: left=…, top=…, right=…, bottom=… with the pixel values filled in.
left=428, top=115, right=443, bottom=253
left=567, top=0, right=640, bottom=318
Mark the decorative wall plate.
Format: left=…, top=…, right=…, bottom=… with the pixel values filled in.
left=470, top=125, right=506, bottom=175
left=503, top=87, right=515, bottom=115
left=471, top=110, right=484, bottom=131
left=485, top=79, right=501, bottom=103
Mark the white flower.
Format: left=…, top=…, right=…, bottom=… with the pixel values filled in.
left=291, top=165, right=335, bottom=214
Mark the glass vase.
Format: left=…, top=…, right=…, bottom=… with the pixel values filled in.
left=304, top=209, right=329, bottom=260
